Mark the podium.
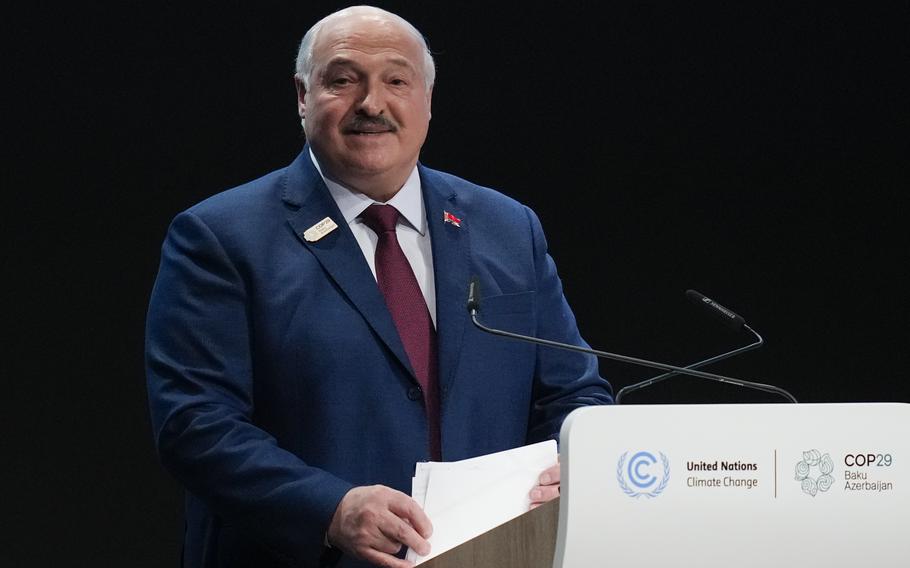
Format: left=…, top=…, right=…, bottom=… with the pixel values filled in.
left=422, top=403, right=909, bottom=567
left=422, top=497, right=559, bottom=568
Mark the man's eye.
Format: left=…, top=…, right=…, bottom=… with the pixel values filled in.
left=389, top=78, right=408, bottom=86
left=330, top=77, right=353, bottom=86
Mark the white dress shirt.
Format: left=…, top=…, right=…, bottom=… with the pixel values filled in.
left=309, top=150, right=437, bottom=327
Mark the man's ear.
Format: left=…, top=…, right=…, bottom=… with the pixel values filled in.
left=426, top=84, right=433, bottom=120
left=294, top=77, right=307, bottom=119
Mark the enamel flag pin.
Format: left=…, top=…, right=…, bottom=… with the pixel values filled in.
left=303, top=217, right=339, bottom=242
left=443, top=211, right=462, bottom=227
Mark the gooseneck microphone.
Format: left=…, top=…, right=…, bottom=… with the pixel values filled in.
left=686, top=289, right=745, bottom=330
left=466, top=279, right=798, bottom=404
left=614, top=290, right=763, bottom=403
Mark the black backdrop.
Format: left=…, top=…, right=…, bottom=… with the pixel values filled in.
left=6, top=2, right=908, bottom=565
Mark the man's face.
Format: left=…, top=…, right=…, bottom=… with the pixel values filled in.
left=298, top=13, right=432, bottom=199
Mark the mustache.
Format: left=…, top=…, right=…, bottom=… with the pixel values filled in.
left=344, top=115, right=398, bottom=133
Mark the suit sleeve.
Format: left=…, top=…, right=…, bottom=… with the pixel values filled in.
left=145, top=210, right=352, bottom=564
left=523, top=207, right=614, bottom=443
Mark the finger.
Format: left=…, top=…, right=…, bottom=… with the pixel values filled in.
left=360, top=547, right=416, bottom=568
left=538, top=463, right=561, bottom=485
left=388, top=494, right=433, bottom=539
left=368, top=525, right=405, bottom=556
left=378, top=515, right=430, bottom=557
left=529, top=483, right=560, bottom=504
left=327, top=486, right=408, bottom=557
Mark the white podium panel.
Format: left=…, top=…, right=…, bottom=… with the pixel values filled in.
left=554, top=403, right=909, bottom=567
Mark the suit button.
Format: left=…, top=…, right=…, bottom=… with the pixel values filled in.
left=407, top=386, right=422, bottom=401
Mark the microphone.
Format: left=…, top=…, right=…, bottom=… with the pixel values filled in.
left=466, top=279, right=797, bottom=403
left=614, top=290, right=763, bottom=403
left=685, top=289, right=745, bottom=331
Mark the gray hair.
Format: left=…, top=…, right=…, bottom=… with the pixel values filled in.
left=294, top=6, right=436, bottom=91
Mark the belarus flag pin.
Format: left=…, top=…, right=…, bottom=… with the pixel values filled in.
left=443, top=211, right=462, bottom=227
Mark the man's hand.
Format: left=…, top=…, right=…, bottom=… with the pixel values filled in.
left=328, top=485, right=433, bottom=568
left=529, top=461, right=560, bottom=509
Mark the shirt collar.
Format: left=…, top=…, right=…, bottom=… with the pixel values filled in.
left=309, top=149, right=426, bottom=235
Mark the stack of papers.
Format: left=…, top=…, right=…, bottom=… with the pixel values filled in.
left=406, top=440, right=558, bottom=564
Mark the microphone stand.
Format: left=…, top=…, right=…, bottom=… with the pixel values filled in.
left=467, top=285, right=797, bottom=403
left=615, top=324, right=763, bottom=403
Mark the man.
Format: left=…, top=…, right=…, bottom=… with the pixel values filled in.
left=146, top=6, right=612, bottom=568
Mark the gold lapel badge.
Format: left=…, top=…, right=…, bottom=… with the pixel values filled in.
left=303, top=217, right=339, bottom=242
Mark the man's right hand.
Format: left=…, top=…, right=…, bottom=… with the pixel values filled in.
left=327, top=485, right=433, bottom=567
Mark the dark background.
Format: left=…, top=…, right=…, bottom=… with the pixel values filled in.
left=5, top=1, right=908, bottom=565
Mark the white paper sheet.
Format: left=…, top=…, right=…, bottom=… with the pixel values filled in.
left=406, top=440, right=557, bottom=564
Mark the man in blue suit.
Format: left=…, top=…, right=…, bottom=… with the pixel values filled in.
left=145, top=5, right=612, bottom=567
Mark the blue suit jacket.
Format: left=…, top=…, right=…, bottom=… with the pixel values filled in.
left=145, top=149, right=612, bottom=567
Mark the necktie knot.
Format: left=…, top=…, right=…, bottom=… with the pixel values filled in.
left=360, top=204, right=400, bottom=234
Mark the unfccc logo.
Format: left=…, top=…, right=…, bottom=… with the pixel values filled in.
left=617, top=451, right=670, bottom=498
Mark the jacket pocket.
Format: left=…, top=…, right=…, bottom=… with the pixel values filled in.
left=477, top=291, right=535, bottom=336
left=479, top=290, right=534, bottom=315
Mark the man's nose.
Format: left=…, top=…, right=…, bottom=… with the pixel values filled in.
left=355, top=79, right=384, bottom=116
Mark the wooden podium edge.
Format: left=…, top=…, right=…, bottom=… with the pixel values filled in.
left=421, top=497, right=560, bottom=568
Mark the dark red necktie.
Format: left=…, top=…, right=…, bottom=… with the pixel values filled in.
left=360, top=204, right=441, bottom=460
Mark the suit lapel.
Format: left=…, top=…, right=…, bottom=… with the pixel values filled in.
left=421, top=167, right=471, bottom=397
left=283, top=150, right=417, bottom=380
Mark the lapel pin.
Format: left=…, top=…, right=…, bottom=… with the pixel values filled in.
left=303, top=217, right=339, bottom=242
left=443, top=211, right=462, bottom=227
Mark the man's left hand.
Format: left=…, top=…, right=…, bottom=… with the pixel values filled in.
left=529, top=461, right=560, bottom=509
